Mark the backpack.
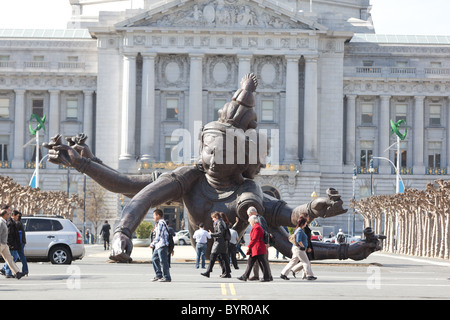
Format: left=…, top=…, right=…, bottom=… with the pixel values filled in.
left=337, top=233, right=345, bottom=244
left=164, top=224, right=175, bottom=254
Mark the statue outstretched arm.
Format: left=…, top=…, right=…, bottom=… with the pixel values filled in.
left=43, top=134, right=154, bottom=197
left=262, top=188, right=348, bottom=228
left=263, top=194, right=385, bottom=261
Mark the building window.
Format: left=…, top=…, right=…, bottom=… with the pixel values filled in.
left=213, top=99, right=226, bottom=121
left=395, top=104, right=407, bottom=122
left=32, top=99, right=44, bottom=118
left=396, top=61, right=408, bottom=67
left=361, top=103, right=373, bottom=124
left=429, top=105, right=441, bottom=126
left=428, top=142, right=441, bottom=168
left=261, top=100, right=274, bottom=122
left=166, top=99, right=178, bottom=120
left=66, top=99, right=78, bottom=119
left=394, top=141, right=408, bottom=168
left=362, top=60, right=374, bottom=67
left=0, top=135, right=8, bottom=161
left=164, top=136, right=179, bottom=162
left=0, top=98, right=10, bottom=118
left=360, top=140, right=373, bottom=168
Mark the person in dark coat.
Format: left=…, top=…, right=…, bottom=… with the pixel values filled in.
left=100, top=220, right=111, bottom=250
left=201, top=211, right=231, bottom=278
left=2, top=210, right=24, bottom=277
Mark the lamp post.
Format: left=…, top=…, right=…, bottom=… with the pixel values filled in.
left=372, top=156, right=405, bottom=194
left=369, top=158, right=374, bottom=196
left=352, top=164, right=357, bottom=236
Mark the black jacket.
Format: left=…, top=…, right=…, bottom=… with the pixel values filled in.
left=7, top=218, right=21, bottom=251
left=210, top=218, right=228, bottom=254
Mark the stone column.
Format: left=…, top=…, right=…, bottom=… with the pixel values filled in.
left=284, top=55, right=300, bottom=162
left=140, top=53, right=157, bottom=161
left=12, top=89, right=25, bottom=169
left=303, top=56, right=318, bottom=165
left=119, top=54, right=137, bottom=161
left=413, top=96, right=425, bottom=174
left=345, top=94, right=357, bottom=165
left=48, top=90, right=60, bottom=139
left=189, top=53, right=204, bottom=160
left=447, top=96, right=450, bottom=173
left=83, top=90, right=94, bottom=146
left=378, top=95, right=391, bottom=173
left=237, top=54, right=252, bottom=84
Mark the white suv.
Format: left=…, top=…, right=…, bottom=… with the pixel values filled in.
left=21, top=216, right=85, bottom=265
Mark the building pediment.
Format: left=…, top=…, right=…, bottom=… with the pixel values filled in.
left=115, top=0, right=326, bottom=32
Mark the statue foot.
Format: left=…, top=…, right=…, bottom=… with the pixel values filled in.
left=109, top=252, right=132, bottom=263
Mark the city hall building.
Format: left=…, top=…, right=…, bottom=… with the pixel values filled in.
left=0, top=0, right=449, bottom=234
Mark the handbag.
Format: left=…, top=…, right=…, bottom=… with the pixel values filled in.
left=288, top=229, right=299, bottom=245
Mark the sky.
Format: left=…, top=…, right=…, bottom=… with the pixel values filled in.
left=0, top=0, right=449, bottom=35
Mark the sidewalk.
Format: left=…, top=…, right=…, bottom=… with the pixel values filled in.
left=88, top=244, right=290, bottom=263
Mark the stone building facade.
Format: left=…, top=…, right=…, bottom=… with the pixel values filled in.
left=0, top=0, right=449, bottom=234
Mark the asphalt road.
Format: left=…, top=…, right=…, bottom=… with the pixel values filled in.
left=1, top=244, right=449, bottom=302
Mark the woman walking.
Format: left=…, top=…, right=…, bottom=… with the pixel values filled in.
left=280, top=216, right=317, bottom=281
left=237, top=215, right=271, bottom=282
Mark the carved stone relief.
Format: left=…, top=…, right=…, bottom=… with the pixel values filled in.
left=204, top=55, right=237, bottom=89
left=253, top=56, right=285, bottom=89
left=157, top=55, right=189, bottom=88
left=131, top=0, right=311, bottom=30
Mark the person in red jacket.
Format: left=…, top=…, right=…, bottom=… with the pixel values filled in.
left=237, top=215, right=271, bottom=282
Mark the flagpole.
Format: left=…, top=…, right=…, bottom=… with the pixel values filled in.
left=35, top=131, right=39, bottom=188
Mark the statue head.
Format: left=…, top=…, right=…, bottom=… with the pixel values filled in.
left=199, top=121, right=248, bottom=184
left=217, top=73, right=258, bottom=131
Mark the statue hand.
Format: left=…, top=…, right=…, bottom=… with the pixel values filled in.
left=109, top=232, right=133, bottom=263
left=347, top=227, right=385, bottom=260
left=43, top=134, right=83, bottom=168
left=311, top=196, right=348, bottom=219
left=65, top=134, right=99, bottom=162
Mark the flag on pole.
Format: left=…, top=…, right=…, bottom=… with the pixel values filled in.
left=29, top=170, right=37, bottom=188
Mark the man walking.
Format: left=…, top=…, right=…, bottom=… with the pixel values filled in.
left=192, top=223, right=210, bottom=269
left=0, top=208, right=24, bottom=279
left=150, top=209, right=171, bottom=282
left=100, top=221, right=111, bottom=250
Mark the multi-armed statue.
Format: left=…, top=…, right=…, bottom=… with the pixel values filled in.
left=44, top=73, right=384, bottom=263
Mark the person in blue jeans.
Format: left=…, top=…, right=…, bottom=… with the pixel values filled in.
left=192, top=223, right=210, bottom=269
left=150, top=209, right=171, bottom=282
left=2, top=210, right=28, bottom=277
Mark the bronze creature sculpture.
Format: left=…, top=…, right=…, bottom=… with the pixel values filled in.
left=43, top=73, right=384, bottom=263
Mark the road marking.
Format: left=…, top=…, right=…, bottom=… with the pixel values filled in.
left=221, top=283, right=237, bottom=300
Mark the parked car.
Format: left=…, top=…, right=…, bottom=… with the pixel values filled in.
left=173, top=230, right=191, bottom=245
left=21, top=216, right=85, bottom=265
left=310, top=230, right=323, bottom=241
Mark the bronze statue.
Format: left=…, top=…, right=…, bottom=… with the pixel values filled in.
left=43, top=73, right=384, bottom=263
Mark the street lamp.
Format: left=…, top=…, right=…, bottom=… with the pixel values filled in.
left=372, top=156, right=404, bottom=194
left=352, top=164, right=357, bottom=236
left=369, top=158, right=374, bottom=196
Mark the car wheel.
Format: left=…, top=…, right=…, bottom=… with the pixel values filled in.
left=49, top=246, right=72, bottom=265
left=179, top=239, right=185, bottom=246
